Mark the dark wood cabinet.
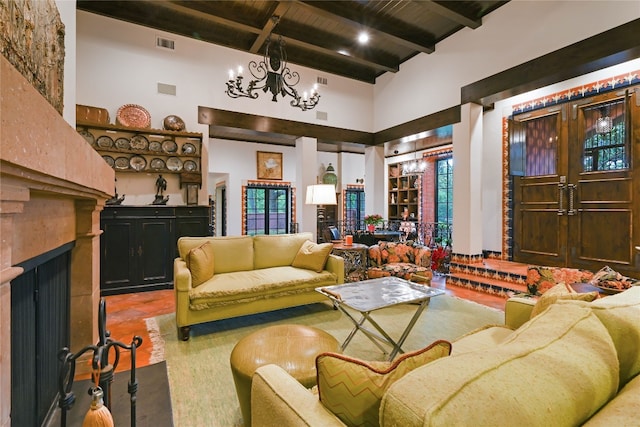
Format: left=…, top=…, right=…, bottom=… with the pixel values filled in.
left=100, top=205, right=210, bottom=295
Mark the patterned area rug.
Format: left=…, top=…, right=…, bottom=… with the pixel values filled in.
left=148, top=295, right=504, bottom=426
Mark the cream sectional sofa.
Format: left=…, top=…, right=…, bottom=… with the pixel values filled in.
left=251, top=285, right=640, bottom=426
left=174, top=232, right=344, bottom=341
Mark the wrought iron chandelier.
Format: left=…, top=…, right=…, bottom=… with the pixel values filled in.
left=225, top=16, right=320, bottom=111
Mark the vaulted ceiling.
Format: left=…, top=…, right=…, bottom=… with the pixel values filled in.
left=76, top=0, right=508, bottom=84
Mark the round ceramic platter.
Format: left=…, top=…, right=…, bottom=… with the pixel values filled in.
left=79, top=129, right=95, bottom=145
left=114, top=157, right=130, bottom=170
left=102, top=155, right=115, bottom=167
left=166, top=157, right=183, bottom=171
left=182, top=143, right=196, bottom=154
left=96, top=135, right=114, bottom=148
left=183, top=160, right=197, bottom=172
left=129, top=156, right=147, bottom=171
left=115, top=137, right=130, bottom=150
left=116, top=104, right=151, bottom=128
left=130, top=134, right=149, bottom=150
left=150, top=158, right=166, bottom=170
left=162, top=139, right=178, bottom=153
left=148, top=141, right=162, bottom=152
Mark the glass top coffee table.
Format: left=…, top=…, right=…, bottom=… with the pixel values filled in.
left=317, top=277, right=445, bottom=361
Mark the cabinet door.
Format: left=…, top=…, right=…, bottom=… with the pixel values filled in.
left=137, top=218, right=174, bottom=285
left=100, top=219, right=136, bottom=290
left=175, top=207, right=210, bottom=256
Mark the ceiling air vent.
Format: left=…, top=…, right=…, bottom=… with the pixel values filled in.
left=317, top=76, right=328, bottom=85
left=156, top=36, right=175, bottom=50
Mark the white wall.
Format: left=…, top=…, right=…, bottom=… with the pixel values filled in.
left=373, top=0, right=640, bottom=132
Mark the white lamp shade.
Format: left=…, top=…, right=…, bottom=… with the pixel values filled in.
left=305, top=184, right=337, bottom=205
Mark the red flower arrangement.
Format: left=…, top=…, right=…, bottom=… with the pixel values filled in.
left=431, top=245, right=450, bottom=273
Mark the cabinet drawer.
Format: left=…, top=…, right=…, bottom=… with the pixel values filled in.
left=102, top=206, right=176, bottom=219
left=175, top=206, right=209, bottom=218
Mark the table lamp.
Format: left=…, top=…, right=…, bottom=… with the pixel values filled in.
left=306, top=184, right=337, bottom=221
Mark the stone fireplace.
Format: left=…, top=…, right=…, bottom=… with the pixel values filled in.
left=0, top=56, right=114, bottom=426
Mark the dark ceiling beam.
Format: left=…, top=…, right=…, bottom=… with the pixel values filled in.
left=374, top=106, right=461, bottom=145
left=419, top=1, right=482, bottom=29
left=198, top=106, right=375, bottom=146
left=462, top=18, right=640, bottom=107
left=249, top=2, right=292, bottom=53
left=151, top=1, right=258, bottom=34
left=297, top=0, right=436, bottom=54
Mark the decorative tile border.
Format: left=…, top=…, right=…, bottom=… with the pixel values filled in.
left=449, top=262, right=526, bottom=286
left=512, top=70, right=640, bottom=115
left=450, top=252, right=484, bottom=265
left=445, top=276, right=514, bottom=299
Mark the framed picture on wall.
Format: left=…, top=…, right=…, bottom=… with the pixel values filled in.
left=257, top=151, right=283, bottom=180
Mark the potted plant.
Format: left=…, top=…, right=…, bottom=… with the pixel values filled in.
left=364, top=214, right=383, bottom=232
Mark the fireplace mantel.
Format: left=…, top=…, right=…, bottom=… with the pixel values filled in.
left=0, top=56, right=114, bottom=426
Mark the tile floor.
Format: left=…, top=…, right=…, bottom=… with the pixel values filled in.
left=98, top=274, right=508, bottom=376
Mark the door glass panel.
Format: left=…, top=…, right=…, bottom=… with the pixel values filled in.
left=582, top=99, right=627, bottom=172
left=523, top=115, right=558, bottom=176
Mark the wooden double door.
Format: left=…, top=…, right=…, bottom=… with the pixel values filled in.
left=511, top=87, right=640, bottom=279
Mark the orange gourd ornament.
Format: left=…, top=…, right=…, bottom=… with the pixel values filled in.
left=82, top=387, right=114, bottom=427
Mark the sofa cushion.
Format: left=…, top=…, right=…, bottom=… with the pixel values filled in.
left=292, top=241, right=333, bottom=273
left=178, top=236, right=254, bottom=274
left=316, top=340, right=451, bottom=427
left=583, top=373, right=640, bottom=426
left=530, top=282, right=598, bottom=318
left=380, top=303, right=619, bottom=427
left=253, top=233, right=313, bottom=269
left=189, top=266, right=336, bottom=310
left=558, top=285, right=640, bottom=386
left=187, top=241, right=214, bottom=287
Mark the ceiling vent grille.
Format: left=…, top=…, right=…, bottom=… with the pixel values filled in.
left=317, top=76, right=328, bottom=85
left=156, top=36, right=175, bottom=50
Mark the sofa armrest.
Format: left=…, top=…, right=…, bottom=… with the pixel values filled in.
left=173, top=258, right=193, bottom=327
left=325, top=254, right=345, bottom=284
left=504, top=296, right=536, bottom=329
left=252, top=365, right=345, bottom=427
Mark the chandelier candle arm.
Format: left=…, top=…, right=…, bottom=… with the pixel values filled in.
left=224, top=17, right=320, bottom=111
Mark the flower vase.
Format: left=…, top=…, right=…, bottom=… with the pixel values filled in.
left=367, top=224, right=375, bottom=232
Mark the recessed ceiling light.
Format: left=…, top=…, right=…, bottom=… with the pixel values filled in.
left=358, top=32, right=369, bottom=44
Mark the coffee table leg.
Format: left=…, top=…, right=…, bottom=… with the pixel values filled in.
left=336, top=306, right=389, bottom=355
left=387, top=298, right=430, bottom=360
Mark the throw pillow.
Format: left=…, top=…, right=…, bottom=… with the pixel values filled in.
left=291, top=240, right=333, bottom=272
left=530, top=282, right=598, bottom=318
left=526, top=265, right=594, bottom=295
left=187, top=241, right=214, bottom=287
left=316, top=340, right=451, bottom=427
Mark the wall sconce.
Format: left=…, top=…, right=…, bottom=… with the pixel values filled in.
left=355, top=178, right=364, bottom=184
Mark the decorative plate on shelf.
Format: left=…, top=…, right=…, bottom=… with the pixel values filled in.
left=130, top=134, right=149, bottom=150
left=96, top=135, right=114, bottom=148
left=114, top=157, right=130, bottom=170
left=183, top=160, right=197, bottom=172
left=148, top=141, right=162, bottom=152
left=182, top=142, right=196, bottom=154
left=163, top=115, right=186, bottom=131
left=150, top=158, right=166, bottom=170
left=129, top=156, right=147, bottom=171
left=79, top=129, right=95, bottom=145
left=115, top=137, right=130, bottom=150
left=166, top=157, right=183, bottom=171
left=162, top=139, right=178, bottom=153
left=102, top=155, right=115, bottom=167
left=116, top=104, right=151, bottom=128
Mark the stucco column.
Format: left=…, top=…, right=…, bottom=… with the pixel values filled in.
left=364, top=145, right=385, bottom=217
left=452, top=102, right=484, bottom=263
left=296, top=136, right=319, bottom=239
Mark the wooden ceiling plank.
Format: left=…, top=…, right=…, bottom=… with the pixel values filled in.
left=419, top=1, right=482, bottom=29
left=249, top=2, right=293, bottom=53
left=297, top=0, right=436, bottom=54
left=152, top=0, right=259, bottom=35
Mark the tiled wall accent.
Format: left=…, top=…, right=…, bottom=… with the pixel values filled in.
left=450, top=252, right=484, bottom=265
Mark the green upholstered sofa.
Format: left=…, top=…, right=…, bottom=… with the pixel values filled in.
left=174, top=232, right=344, bottom=341
left=251, top=285, right=640, bottom=426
